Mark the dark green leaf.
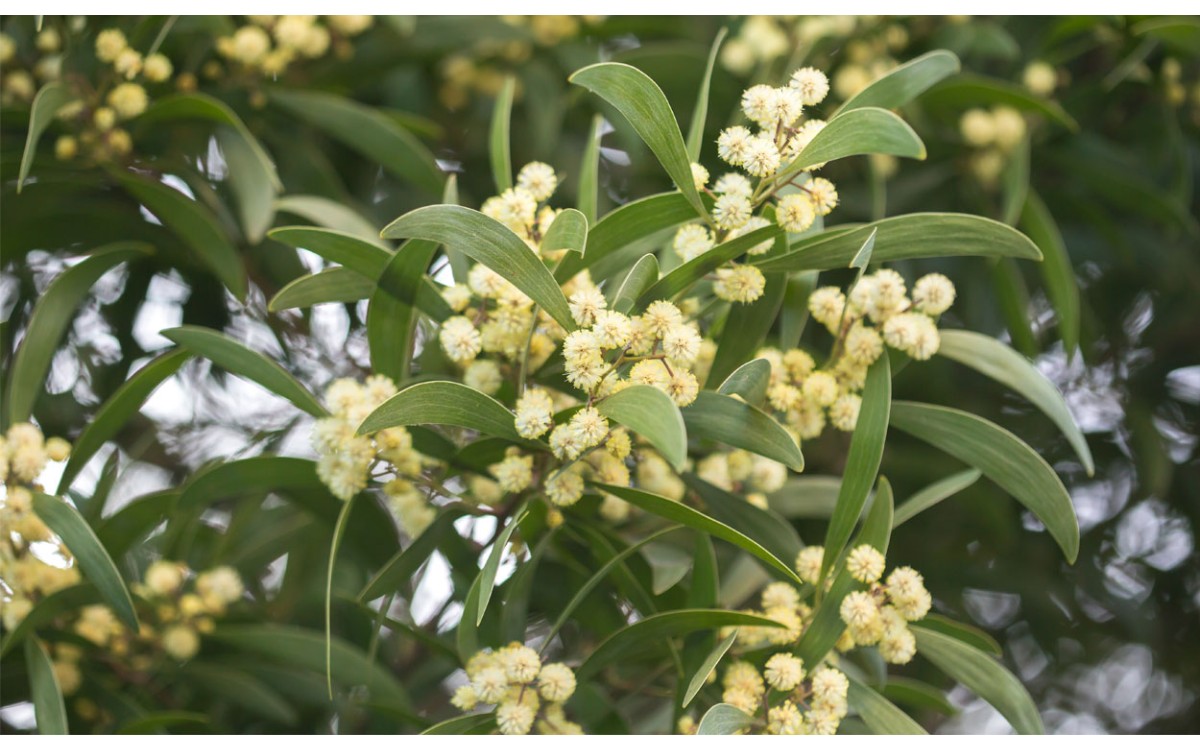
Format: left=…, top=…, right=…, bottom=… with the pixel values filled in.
left=919, top=613, right=1003, bottom=657
left=273, top=194, right=387, bottom=247
left=475, top=506, right=528, bottom=626
left=684, top=391, right=804, bottom=471
left=685, top=474, right=803, bottom=566
left=25, top=638, right=68, bottom=735
left=32, top=493, right=138, bottom=629
left=555, top=192, right=699, bottom=282
left=186, top=663, right=299, bottom=725
left=359, top=510, right=465, bottom=601
left=848, top=675, right=927, bottom=734
left=369, top=239, right=440, bottom=381
left=215, top=124, right=276, bottom=243
left=0, top=585, right=100, bottom=657
left=716, top=358, right=771, bottom=407
left=489, top=76, right=516, bottom=193
left=683, top=628, right=738, bottom=708
left=706, top=272, right=786, bottom=386
left=117, top=712, right=209, bottom=734
left=890, top=401, right=1079, bottom=562
left=926, top=73, right=1079, bottom=131
left=685, top=28, right=728, bottom=162
left=596, top=385, right=687, bottom=471
left=882, top=677, right=958, bottom=716
left=639, top=225, right=781, bottom=304
left=162, top=326, right=326, bottom=418
left=1021, top=190, right=1080, bottom=358
left=358, top=381, right=521, bottom=441
left=421, top=712, right=497, bottom=735
left=893, top=468, right=982, bottom=527
left=17, top=81, right=76, bottom=192
left=578, top=115, right=603, bottom=224
left=325, top=496, right=355, bottom=698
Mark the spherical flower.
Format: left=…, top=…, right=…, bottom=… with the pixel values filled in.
left=196, top=566, right=244, bottom=608
left=722, top=686, right=759, bottom=715
left=763, top=653, right=805, bottom=692
left=787, top=119, right=826, bottom=163
left=789, top=66, right=831, bottom=105
left=717, top=125, right=753, bottom=165
left=1023, top=61, right=1057, bottom=96
left=801, top=370, right=838, bottom=407
left=517, top=161, right=558, bottom=201
left=761, top=582, right=800, bottom=611
left=471, top=665, right=508, bottom=704
left=568, top=286, right=607, bottom=327
left=776, top=193, right=816, bottom=233
left=463, top=359, right=503, bottom=395
left=500, top=643, right=542, bottom=684
left=690, top=162, right=710, bottom=191
left=886, top=566, right=932, bottom=621
left=450, top=684, right=479, bottom=711
left=991, top=106, right=1027, bottom=151
left=750, top=456, right=787, bottom=493
left=741, top=84, right=779, bottom=126
left=829, top=393, right=862, bottom=432
left=723, top=660, right=764, bottom=696
left=442, top=284, right=472, bottom=312
left=145, top=560, right=185, bottom=596
left=713, top=172, right=753, bottom=199
left=467, top=264, right=507, bottom=298
left=545, top=470, right=584, bottom=507
left=55, top=135, right=78, bottom=161
left=810, top=666, right=849, bottom=704
left=95, top=29, right=128, bottom=62
left=845, top=544, right=886, bottom=584
left=641, top=300, right=683, bottom=337
left=440, top=316, right=482, bottom=362
left=673, top=224, right=714, bottom=262
left=569, top=407, right=609, bottom=448
left=730, top=216, right=775, bottom=255
left=139, top=53, right=173, bottom=83
left=806, top=177, right=839, bottom=216
left=491, top=453, right=533, bottom=493
left=107, top=83, right=148, bottom=120
left=808, top=286, right=845, bottom=332
left=482, top=188, right=537, bottom=233
left=162, top=624, right=200, bottom=660
left=45, top=436, right=71, bottom=462
left=960, top=108, right=996, bottom=147
left=662, top=324, right=702, bottom=365
left=538, top=662, right=576, bottom=702
left=912, top=273, right=956, bottom=316
left=666, top=370, right=700, bottom=407
left=513, top=390, right=554, bottom=439
left=228, top=25, right=272, bottom=65
left=793, top=548, right=823, bottom=585
left=766, top=701, right=805, bottom=734
left=591, top=310, right=633, bottom=349
left=741, top=135, right=781, bottom=177
left=328, top=15, right=374, bottom=35
left=713, top=193, right=752, bottom=231
left=714, top=266, right=766, bottom=304
left=843, top=323, right=883, bottom=366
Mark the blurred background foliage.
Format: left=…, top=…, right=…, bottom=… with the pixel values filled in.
left=1, top=14, right=1198, bottom=733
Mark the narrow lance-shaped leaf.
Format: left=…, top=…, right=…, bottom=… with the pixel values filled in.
left=325, top=496, right=354, bottom=699
left=610, top=253, right=659, bottom=314
left=753, top=213, right=1041, bottom=273
left=273, top=195, right=388, bottom=248
left=697, top=704, right=755, bottom=735
left=839, top=49, right=961, bottom=113
left=32, top=493, right=139, bottom=630
left=639, top=224, right=782, bottom=304
left=555, top=192, right=700, bottom=282
left=911, top=625, right=1044, bottom=734
left=893, top=468, right=982, bottom=528
left=716, top=358, right=771, bottom=407
left=776, top=107, right=926, bottom=184
left=368, top=239, right=440, bottom=381
left=1021, top=190, right=1080, bottom=358
left=540, top=208, right=588, bottom=256
left=269, top=226, right=390, bottom=278
left=577, top=609, right=784, bottom=680
left=6, top=242, right=151, bottom=427
left=18, top=81, right=76, bottom=192
left=595, top=385, right=687, bottom=471
left=685, top=27, right=728, bottom=162
left=822, top=355, right=891, bottom=578
left=684, top=474, right=803, bottom=565
left=269, top=268, right=376, bottom=312
left=847, top=675, right=927, bottom=735
left=569, top=63, right=708, bottom=219
left=381, top=205, right=575, bottom=330
left=489, top=76, right=516, bottom=192
left=271, top=89, right=444, bottom=194
left=937, top=329, right=1093, bottom=475
left=25, top=638, right=68, bottom=735
left=683, top=628, right=738, bottom=708
left=58, top=348, right=192, bottom=493
left=594, top=483, right=803, bottom=586
left=683, top=391, right=804, bottom=471
left=475, top=506, right=528, bottom=626
left=162, top=326, right=326, bottom=418
left=705, top=272, right=786, bottom=387
left=359, top=510, right=465, bottom=601
left=924, top=73, right=1079, bottom=131
left=215, top=124, right=277, bottom=243
left=358, top=381, right=522, bottom=441
left=890, top=401, right=1079, bottom=562
left=116, top=173, right=246, bottom=300
left=577, top=114, right=604, bottom=224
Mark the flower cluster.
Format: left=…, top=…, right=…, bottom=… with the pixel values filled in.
left=311, top=374, right=445, bottom=536
left=452, top=644, right=581, bottom=735
left=695, top=449, right=788, bottom=510
left=215, top=15, right=373, bottom=78
left=0, top=423, right=78, bottom=631
left=959, top=105, right=1028, bottom=187
left=671, top=65, right=841, bottom=306
left=53, top=561, right=244, bottom=699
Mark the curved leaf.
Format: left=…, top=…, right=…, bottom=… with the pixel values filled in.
left=570, top=62, right=707, bottom=219
left=58, top=349, right=192, bottom=493
left=753, top=213, right=1041, bottom=273
left=777, top=107, right=925, bottom=183
left=540, top=208, right=588, bottom=256
left=369, top=239, right=440, bottom=380
left=32, top=493, right=138, bottom=629
left=912, top=625, right=1043, bottom=734
left=215, top=124, right=276, bottom=243
left=686, top=27, right=728, bottom=161
left=359, top=509, right=465, bottom=601
left=185, top=664, right=298, bottom=726
left=696, top=703, right=754, bottom=735
left=705, top=272, right=786, bottom=386
left=381, top=205, right=575, bottom=330
left=684, top=474, right=803, bottom=564
left=577, top=114, right=603, bottom=224
left=683, top=628, right=738, bottom=708
left=594, top=483, right=802, bottom=586
left=937, top=329, right=1093, bottom=475
left=1021, top=190, right=1080, bottom=358
left=489, top=76, right=515, bottom=193
left=926, top=73, right=1078, bottom=131
left=358, top=380, right=521, bottom=441
left=555, top=192, right=699, bottom=282
left=639, top=224, right=781, bottom=304
left=577, top=609, right=783, bottom=680
left=848, top=676, right=927, bottom=734
left=116, top=172, right=246, bottom=300
left=821, top=355, right=891, bottom=578
left=162, top=326, right=326, bottom=418
left=17, top=81, right=76, bottom=192
left=268, top=268, right=376, bottom=312
left=682, top=391, right=804, bottom=471
left=1, top=585, right=100, bottom=657
left=325, top=496, right=355, bottom=698
left=271, top=89, right=443, bottom=194
left=25, top=638, right=68, bottom=735
left=274, top=194, right=386, bottom=246
left=920, top=613, right=1004, bottom=657
left=421, top=713, right=497, bottom=735
left=716, top=358, right=771, bottom=407
left=840, top=49, right=961, bottom=113
left=596, top=385, right=687, bottom=471
left=893, top=468, right=983, bottom=528
left=890, top=401, right=1079, bottom=562
left=475, top=506, right=528, bottom=627
left=6, top=242, right=151, bottom=426
left=610, top=253, right=659, bottom=314
left=268, top=226, right=390, bottom=278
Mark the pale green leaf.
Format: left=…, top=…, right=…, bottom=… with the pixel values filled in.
left=777, top=107, right=925, bottom=183
left=893, top=468, right=983, bottom=528
left=610, top=253, right=659, bottom=314
left=848, top=676, right=927, bottom=734
left=596, top=385, right=687, bottom=471
left=358, top=381, right=521, bottom=441
left=540, top=208, right=588, bottom=256
left=716, top=358, right=771, bottom=407
left=274, top=195, right=388, bottom=249
left=685, top=28, right=728, bottom=162
left=840, top=49, right=961, bottom=113
left=268, top=268, right=376, bottom=312
left=683, top=628, right=738, bottom=708
left=555, top=192, right=699, bottom=282
left=578, top=114, right=603, bottom=224
left=639, top=224, right=781, bottom=304
left=475, top=507, right=528, bottom=626
left=697, top=703, right=754, bottom=735
left=683, top=391, right=804, bottom=472
left=489, top=76, right=516, bottom=192
left=216, top=124, right=277, bottom=243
